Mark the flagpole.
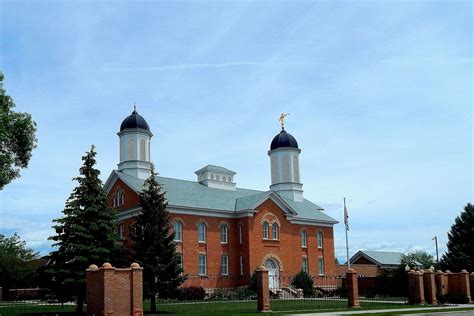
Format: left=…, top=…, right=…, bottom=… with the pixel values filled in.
left=344, top=197, right=350, bottom=270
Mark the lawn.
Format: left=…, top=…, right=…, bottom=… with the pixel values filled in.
left=0, top=299, right=451, bottom=316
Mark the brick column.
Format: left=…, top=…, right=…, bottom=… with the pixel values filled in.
left=131, top=263, right=144, bottom=316
left=256, top=266, right=271, bottom=312
left=435, top=271, right=448, bottom=296
left=423, top=270, right=437, bottom=305
left=408, top=270, right=425, bottom=305
left=87, top=262, right=143, bottom=316
left=470, top=273, right=474, bottom=302
left=346, top=269, right=360, bottom=308
left=459, top=270, right=471, bottom=302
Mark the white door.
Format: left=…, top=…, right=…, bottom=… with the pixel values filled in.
left=265, top=259, right=280, bottom=290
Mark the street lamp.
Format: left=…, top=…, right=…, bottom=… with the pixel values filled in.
left=432, top=236, right=439, bottom=264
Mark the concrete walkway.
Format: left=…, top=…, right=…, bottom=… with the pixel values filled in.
left=288, top=304, right=474, bottom=315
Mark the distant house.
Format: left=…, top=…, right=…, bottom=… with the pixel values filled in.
left=336, top=250, right=406, bottom=277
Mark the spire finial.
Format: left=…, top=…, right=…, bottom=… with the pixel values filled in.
left=279, top=113, right=290, bottom=130
left=133, top=101, right=137, bottom=113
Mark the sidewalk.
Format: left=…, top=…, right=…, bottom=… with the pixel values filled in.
left=288, top=304, right=474, bottom=315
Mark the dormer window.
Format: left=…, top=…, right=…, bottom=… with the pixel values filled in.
left=194, top=165, right=237, bottom=191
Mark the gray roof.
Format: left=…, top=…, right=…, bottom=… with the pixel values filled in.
left=195, top=165, right=236, bottom=175
left=112, top=170, right=337, bottom=224
left=353, top=251, right=404, bottom=266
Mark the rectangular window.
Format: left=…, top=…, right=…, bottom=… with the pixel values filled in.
left=240, top=256, right=244, bottom=276
left=221, top=255, right=229, bottom=275
left=239, top=225, right=243, bottom=244
left=119, top=224, right=125, bottom=240
left=199, top=254, right=207, bottom=276
left=318, top=257, right=325, bottom=276
left=302, top=257, right=308, bottom=273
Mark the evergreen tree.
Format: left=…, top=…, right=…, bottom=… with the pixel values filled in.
left=131, top=164, right=184, bottom=313
left=441, top=203, right=474, bottom=272
left=47, top=146, right=122, bottom=312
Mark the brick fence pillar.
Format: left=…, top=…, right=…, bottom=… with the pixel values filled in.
left=423, top=270, right=437, bottom=305
left=459, top=270, right=471, bottom=302
left=346, top=269, right=360, bottom=308
left=408, top=270, right=425, bottom=305
left=435, top=271, right=448, bottom=296
left=86, top=262, right=143, bottom=316
left=256, top=266, right=271, bottom=312
left=470, top=273, right=474, bottom=301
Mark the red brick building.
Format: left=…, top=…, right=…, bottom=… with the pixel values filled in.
left=104, top=109, right=338, bottom=288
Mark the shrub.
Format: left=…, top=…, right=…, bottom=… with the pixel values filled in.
left=291, top=271, right=314, bottom=297
left=445, top=293, right=470, bottom=304
left=235, top=286, right=256, bottom=300
left=334, top=287, right=348, bottom=298
left=177, top=286, right=206, bottom=301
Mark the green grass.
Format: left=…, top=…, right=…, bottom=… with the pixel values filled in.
left=2, top=299, right=459, bottom=316
left=0, top=302, right=78, bottom=316
left=354, top=307, right=474, bottom=315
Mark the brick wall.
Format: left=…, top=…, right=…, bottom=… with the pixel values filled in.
left=109, top=183, right=336, bottom=288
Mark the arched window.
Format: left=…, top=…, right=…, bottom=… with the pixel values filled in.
left=173, top=221, right=183, bottom=242
left=262, top=222, right=269, bottom=239
left=128, top=138, right=135, bottom=160
left=282, top=155, right=290, bottom=182
left=301, top=230, right=307, bottom=247
left=211, top=174, right=215, bottom=180
left=216, top=174, right=220, bottom=181
left=113, top=189, right=124, bottom=207
left=198, top=222, right=206, bottom=243
left=293, top=156, right=300, bottom=183
left=317, top=232, right=323, bottom=248
left=272, top=223, right=279, bottom=240
left=220, top=224, right=228, bottom=243
left=139, top=139, right=146, bottom=161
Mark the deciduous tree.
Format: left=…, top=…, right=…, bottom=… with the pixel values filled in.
left=0, top=233, right=39, bottom=299
left=0, top=72, right=37, bottom=190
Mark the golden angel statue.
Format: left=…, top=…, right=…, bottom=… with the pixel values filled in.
left=279, top=113, right=290, bottom=129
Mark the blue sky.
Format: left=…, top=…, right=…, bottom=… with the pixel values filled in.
left=0, top=0, right=472, bottom=262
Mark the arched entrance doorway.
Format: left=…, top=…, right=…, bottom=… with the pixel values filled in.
left=265, top=258, right=280, bottom=290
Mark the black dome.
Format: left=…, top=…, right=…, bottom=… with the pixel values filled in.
left=270, top=129, right=299, bottom=150
left=120, top=109, right=150, bottom=132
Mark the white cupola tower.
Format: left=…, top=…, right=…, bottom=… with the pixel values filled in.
left=117, top=106, right=153, bottom=179
left=268, top=117, right=303, bottom=202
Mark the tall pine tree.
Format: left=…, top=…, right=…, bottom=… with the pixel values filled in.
left=441, top=203, right=474, bottom=272
left=47, top=146, right=122, bottom=312
left=131, top=164, right=184, bottom=313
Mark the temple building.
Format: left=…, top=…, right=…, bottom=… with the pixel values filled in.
left=104, top=108, right=338, bottom=288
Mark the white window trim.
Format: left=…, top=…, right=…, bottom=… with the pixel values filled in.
left=198, top=222, right=206, bottom=243
left=174, top=222, right=183, bottom=242
left=302, top=256, right=308, bottom=273
left=301, top=230, right=307, bottom=248
left=221, top=255, right=229, bottom=276
left=317, top=232, right=323, bottom=249
left=263, top=222, right=269, bottom=240
left=220, top=224, right=228, bottom=244
left=199, top=254, right=207, bottom=276
left=318, top=257, right=325, bottom=276
left=272, top=223, right=279, bottom=240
